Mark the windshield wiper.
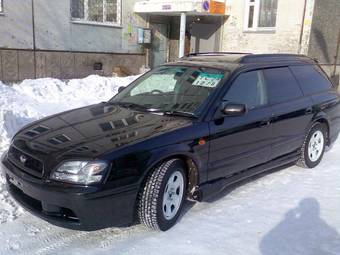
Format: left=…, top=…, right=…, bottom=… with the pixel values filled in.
left=107, top=102, right=196, bottom=117
left=108, top=102, right=161, bottom=112
left=162, top=110, right=197, bottom=118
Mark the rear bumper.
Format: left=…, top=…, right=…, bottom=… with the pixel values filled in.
left=1, top=152, right=138, bottom=231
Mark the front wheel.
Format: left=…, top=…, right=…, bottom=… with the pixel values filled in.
left=138, top=159, right=187, bottom=231
left=297, top=123, right=327, bottom=168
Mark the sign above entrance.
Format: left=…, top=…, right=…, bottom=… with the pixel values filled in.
left=134, top=0, right=229, bottom=16
left=162, top=4, right=172, bottom=11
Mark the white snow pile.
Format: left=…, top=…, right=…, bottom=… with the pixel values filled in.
left=0, top=75, right=138, bottom=154
left=0, top=75, right=139, bottom=225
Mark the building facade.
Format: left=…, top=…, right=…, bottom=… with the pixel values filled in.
left=0, top=0, right=339, bottom=84
left=0, top=0, right=147, bottom=82
left=221, top=0, right=340, bottom=84
left=134, top=0, right=230, bottom=67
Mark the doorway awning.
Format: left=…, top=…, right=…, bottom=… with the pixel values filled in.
left=134, top=0, right=230, bottom=16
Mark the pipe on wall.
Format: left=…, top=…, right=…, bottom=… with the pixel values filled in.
left=31, top=0, right=37, bottom=78
left=298, top=0, right=308, bottom=54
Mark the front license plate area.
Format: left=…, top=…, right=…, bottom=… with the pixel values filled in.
left=8, top=175, right=24, bottom=190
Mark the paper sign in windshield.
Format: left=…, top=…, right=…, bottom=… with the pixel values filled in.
left=192, top=73, right=223, bottom=88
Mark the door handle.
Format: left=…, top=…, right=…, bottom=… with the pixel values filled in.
left=305, top=108, right=313, bottom=114
left=259, top=119, right=271, bottom=127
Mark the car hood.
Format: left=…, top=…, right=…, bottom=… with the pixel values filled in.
left=11, top=103, right=192, bottom=161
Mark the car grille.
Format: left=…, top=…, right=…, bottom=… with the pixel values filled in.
left=8, top=146, right=44, bottom=178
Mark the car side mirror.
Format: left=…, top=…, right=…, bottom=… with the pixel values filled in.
left=221, top=102, right=247, bottom=116
left=118, top=86, right=125, bottom=93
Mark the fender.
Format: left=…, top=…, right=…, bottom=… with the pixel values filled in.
left=309, top=111, right=331, bottom=140
left=312, top=111, right=330, bottom=125
left=141, top=142, right=207, bottom=186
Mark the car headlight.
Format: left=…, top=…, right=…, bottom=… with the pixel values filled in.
left=50, top=160, right=108, bottom=185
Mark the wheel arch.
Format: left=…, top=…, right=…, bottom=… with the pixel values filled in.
left=141, top=151, right=201, bottom=198
left=133, top=148, right=202, bottom=222
left=311, top=113, right=331, bottom=145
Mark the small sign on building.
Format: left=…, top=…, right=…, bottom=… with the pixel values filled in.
left=137, top=28, right=152, bottom=44
left=209, top=0, right=226, bottom=15
left=202, top=0, right=226, bottom=15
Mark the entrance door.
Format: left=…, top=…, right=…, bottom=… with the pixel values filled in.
left=190, top=23, right=219, bottom=53
left=150, top=23, right=169, bottom=68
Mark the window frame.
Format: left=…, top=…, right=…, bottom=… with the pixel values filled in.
left=263, top=66, right=305, bottom=105
left=222, top=69, right=269, bottom=111
left=289, top=64, right=334, bottom=96
left=244, top=0, right=277, bottom=32
left=71, top=0, right=122, bottom=27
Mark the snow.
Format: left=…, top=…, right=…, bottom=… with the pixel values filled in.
left=0, top=75, right=340, bottom=255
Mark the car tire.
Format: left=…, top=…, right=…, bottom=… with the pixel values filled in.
left=297, top=122, right=327, bottom=169
left=138, top=159, right=187, bottom=231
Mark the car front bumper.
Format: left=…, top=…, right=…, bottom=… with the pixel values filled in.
left=1, top=152, right=138, bottom=231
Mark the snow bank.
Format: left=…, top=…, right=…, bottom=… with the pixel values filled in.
left=0, top=75, right=139, bottom=224
left=0, top=75, right=138, bottom=154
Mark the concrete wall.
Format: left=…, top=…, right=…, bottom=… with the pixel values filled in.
left=33, top=0, right=145, bottom=53
left=0, top=0, right=147, bottom=81
left=308, top=0, right=340, bottom=65
left=0, top=0, right=145, bottom=53
left=308, top=0, right=340, bottom=88
left=221, top=0, right=314, bottom=54
left=0, top=0, right=33, bottom=49
left=0, top=49, right=145, bottom=82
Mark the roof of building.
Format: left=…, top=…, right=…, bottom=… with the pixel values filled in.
left=173, top=52, right=317, bottom=71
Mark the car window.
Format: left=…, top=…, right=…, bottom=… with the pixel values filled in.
left=290, top=65, right=333, bottom=96
left=111, top=66, right=227, bottom=114
left=130, top=71, right=178, bottom=96
left=223, top=70, right=268, bottom=110
left=263, top=67, right=303, bottom=104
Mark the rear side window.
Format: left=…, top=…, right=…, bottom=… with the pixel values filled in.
left=263, top=67, right=303, bottom=104
left=290, top=65, right=333, bottom=95
left=223, top=70, right=268, bottom=110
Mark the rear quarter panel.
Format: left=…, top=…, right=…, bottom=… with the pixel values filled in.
left=310, top=90, right=340, bottom=144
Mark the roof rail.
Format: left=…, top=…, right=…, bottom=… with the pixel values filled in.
left=185, top=52, right=252, bottom=57
left=239, top=54, right=314, bottom=64
left=181, top=52, right=316, bottom=64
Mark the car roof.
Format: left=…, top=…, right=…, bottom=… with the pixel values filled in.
left=168, top=52, right=317, bottom=71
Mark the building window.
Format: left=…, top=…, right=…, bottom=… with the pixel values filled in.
left=244, top=0, right=278, bottom=31
left=71, top=0, right=121, bottom=26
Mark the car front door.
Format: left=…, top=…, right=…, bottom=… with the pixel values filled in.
left=208, top=70, right=273, bottom=181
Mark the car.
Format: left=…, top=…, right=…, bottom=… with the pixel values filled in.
left=1, top=53, right=340, bottom=231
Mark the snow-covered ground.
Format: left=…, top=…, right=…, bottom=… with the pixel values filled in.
left=0, top=76, right=340, bottom=255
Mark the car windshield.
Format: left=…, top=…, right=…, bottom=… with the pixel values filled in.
left=110, top=65, right=227, bottom=116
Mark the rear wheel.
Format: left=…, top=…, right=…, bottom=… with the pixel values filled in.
left=297, top=123, right=327, bottom=168
left=138, top=159, right=187, bottom=231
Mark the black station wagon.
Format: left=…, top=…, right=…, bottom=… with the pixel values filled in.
left=1, top=53, right=340, bottom=231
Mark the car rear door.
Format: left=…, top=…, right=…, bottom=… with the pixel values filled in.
left=263, top=67, right=314, bottom=160
left=290, top=64, right=340, bottom=145
left=207, top=70, right=273, bottom=181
